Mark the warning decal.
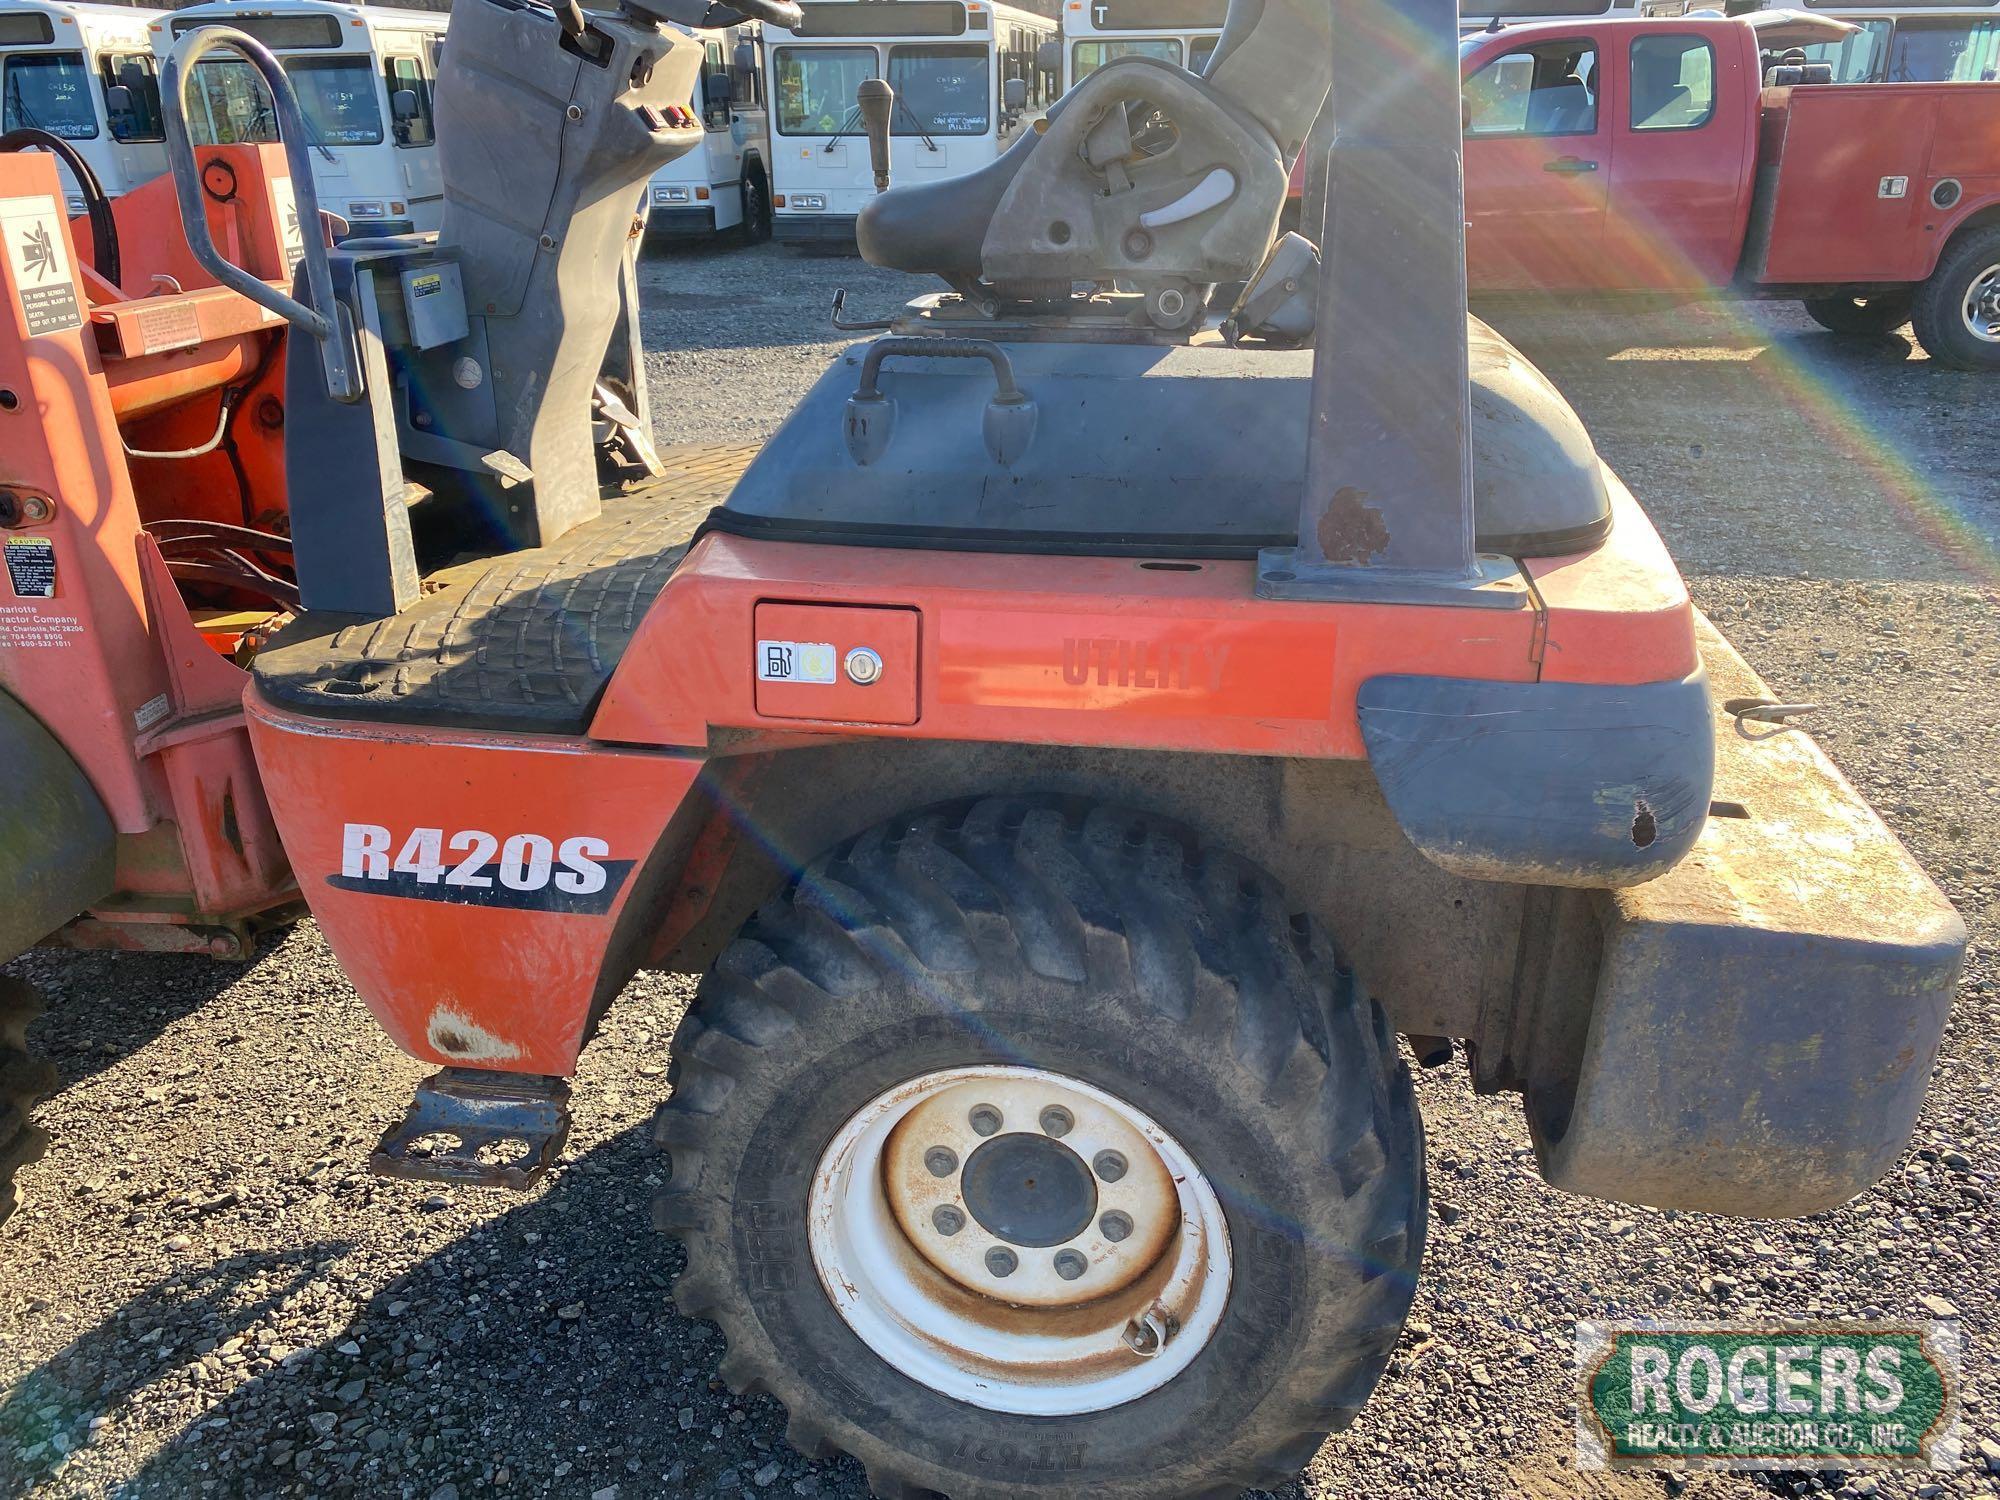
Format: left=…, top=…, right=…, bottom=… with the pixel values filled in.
left=272, top=175, right=305, bottom=273
left=0, top=195, right=83, bottom=337
left=4, top=536, right=57, bottom=598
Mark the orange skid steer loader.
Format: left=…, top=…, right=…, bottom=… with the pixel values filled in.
left=0, top=0, right=1965, bottom=1492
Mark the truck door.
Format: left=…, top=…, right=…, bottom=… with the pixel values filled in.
left=1597, top=27, right=1746, bottom=290
left=1461, top=37, right=1613, bottom=291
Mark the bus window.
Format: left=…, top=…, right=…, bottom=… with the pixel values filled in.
left=287, top=57, right=383, bottom=144
left=188, top=56, right=384, bottom=147
left=775, top=45, right=876, bottom=135
left=1071, top=38, right=1180, bottom=83
left=1887, top=19, right=2000, bottom=82
left=1793, top=19, right=1888, bottom=83
left=703, top=39, right=730, bottom=125
left=889, top=43, right=991, bottom=133
left=1188, top=35, right=1218, bottom=74
left=100, top=52, right=164, bottom=141
left=3, top=51, right=98, bottom=138
left=385, top=54, right=434, bottom=146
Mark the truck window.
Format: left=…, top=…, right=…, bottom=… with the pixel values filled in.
left=1463, top=42, right=1598, bottom=137
left=888, top=43, right=991, bottom=135
left=1792, top=20, right=1888, bottom=83
left=1887, top=19, right=2000, bottom=82
left=1071, top=38, right=1181, bottom=85
left=775, top=45, right=876, bottom=135
left=384, top=55, right=434, bottom=147
left=99, top=52, right=164, bottom=142
left=2, top=51, right=99, bottom=139
left=1629, top=34, right=1713, bottom=131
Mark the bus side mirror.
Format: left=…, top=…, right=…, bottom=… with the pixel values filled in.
left=392, top=88, right=421, bottom=121
left=1003, top=76, right=1027, bottom=112
left=734, top=40, right=756, bottom=73
left=106, top=83, right=135, bottom=119
left=1037, top=39, right=1060, bottom=73
left=708, top=70, right=734, bottom=107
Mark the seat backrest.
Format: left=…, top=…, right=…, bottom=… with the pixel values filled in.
left=1525, top=79, right=1591, bottom=134
left=1198, top=0, right=1333, bottom=161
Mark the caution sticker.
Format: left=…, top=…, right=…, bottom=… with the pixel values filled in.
left=272, top=175, right=305, bottom=273
left=4, top=536, right=57, bottom=598
left=0, top=195, right=83, bottom=337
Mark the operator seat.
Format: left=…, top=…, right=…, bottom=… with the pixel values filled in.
left=857, top=0, right=1330, bottom=313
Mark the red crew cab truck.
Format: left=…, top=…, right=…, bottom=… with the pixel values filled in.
left=1289, top=13, right=2000, bottom=366
left=1460, top=13, right=2000, bottom=365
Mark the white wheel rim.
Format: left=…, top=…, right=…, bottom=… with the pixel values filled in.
left=807, top=1065, right=1232, bottom=1416
left=1962, top=263, right=2000, bottom=344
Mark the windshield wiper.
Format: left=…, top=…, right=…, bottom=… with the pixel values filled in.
left=895, top=97, right=938, bottom=152
left=822, top=102, right=861, bottom=151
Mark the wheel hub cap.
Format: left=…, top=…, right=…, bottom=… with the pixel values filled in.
left=1964, top=264, right=2000, bottom=344
left=959, top=1133, right=1096, bottom=1247
left=809, top=1065, right=1231, bottom=1415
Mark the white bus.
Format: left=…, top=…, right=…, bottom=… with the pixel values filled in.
left=1642, top=0, right=2000, bottom=79
left=154, top=0, right=448, bottom=240
left=1, top=2, right=167, bottom=214
left=1058, top=0, right=1226, bottom=92
left=765, top=0, right=1056, bottom=247
left=645, top=20, right=776, bottom=240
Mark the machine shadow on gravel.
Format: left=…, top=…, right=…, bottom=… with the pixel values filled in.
left=0, top=1241, right=353, bottom=1493
left=73, top=1126, right=899, bottom=1500
left=1, top=943, right=283, bottom=1097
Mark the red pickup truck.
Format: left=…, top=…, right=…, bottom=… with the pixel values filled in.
left=1291, top=13, right=2000, bottom=368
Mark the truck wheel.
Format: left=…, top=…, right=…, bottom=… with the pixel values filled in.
left=653, top=799, right=1424, bottom=1499
left=1801, top=293, right=1912, bottom=337
left=1911, top=224, right=2000, bottom=371
left=740, top=171, right=772, bottom=244
left=1, top=977, right=56, bottom=1227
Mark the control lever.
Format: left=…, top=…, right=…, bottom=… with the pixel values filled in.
left=857, top=78, right=894, bottom=193
left=160, top=27, right=360, bottom=403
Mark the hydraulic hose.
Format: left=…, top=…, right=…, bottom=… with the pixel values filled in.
left=0, top=127, right=121, bottom=289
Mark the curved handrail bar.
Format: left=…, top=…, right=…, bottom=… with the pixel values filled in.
left=160, top=25, right=361, bottom=403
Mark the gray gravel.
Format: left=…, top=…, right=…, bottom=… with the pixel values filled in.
left=3, top=243, right=1997, bottom=1500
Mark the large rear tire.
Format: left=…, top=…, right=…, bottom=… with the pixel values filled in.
left=1801, top=292, right=1913, bottom=337
left=652, top=799, right=1424, bottom=1499
left=1910, top=224, right=2000, bottom=371
left=1, top=977, right=56, bottom=1227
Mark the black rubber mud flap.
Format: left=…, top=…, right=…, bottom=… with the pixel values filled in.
left=651, top=799, right=1425, bottom=1500
left=1357, top=670, right=1713, bottom=887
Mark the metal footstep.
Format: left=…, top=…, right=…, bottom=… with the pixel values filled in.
left=370, top=1068, right=572, bottom=1190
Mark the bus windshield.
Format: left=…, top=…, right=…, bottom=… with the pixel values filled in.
left=888, top=43, right=990, bottom=134
left=187, top=55, right=384, bottom=147
left=1071, top=37, right=1180, bottom=82
left=775, top=44, right=875, bottom=134
left=2, top=51, right=99, bottom=139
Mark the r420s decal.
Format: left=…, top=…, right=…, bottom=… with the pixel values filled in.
left=330, top=824, right=634, bottom=915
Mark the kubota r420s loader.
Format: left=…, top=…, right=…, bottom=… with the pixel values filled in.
left=3, top=0, right=1966, bottom=1491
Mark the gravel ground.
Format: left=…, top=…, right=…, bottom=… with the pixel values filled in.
left=3, top=241, right=1997, bottom=1500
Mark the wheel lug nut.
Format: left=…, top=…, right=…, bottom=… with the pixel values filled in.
left=967, top=1104, right=1003, bottom=1137
left=1038, top=1105, right=1074, bottom=1138
left=932, top=1205, right=965, bottom=1236
left=924, top=1146, right=958, bottom=1178
left=1100, top=1210, right=1133, bottom=1242
left=1093, top=1149, right=1127, bottom=1183
left=985, top=1246, right=1018, bottom=1278
left=1053, top=1249, right=1087, bottom=1281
